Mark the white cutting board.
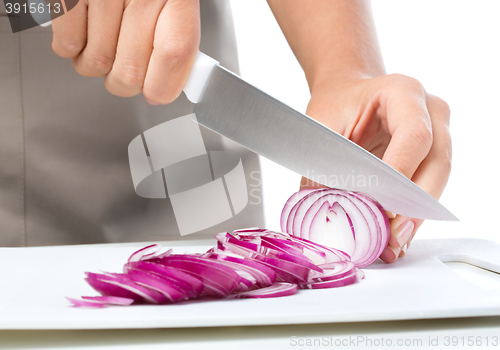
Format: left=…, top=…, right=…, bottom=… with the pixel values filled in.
left=1, top=238, right=499, bottom=330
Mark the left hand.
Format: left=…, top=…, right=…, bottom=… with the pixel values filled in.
left=300, top=73, right=452, bottom=263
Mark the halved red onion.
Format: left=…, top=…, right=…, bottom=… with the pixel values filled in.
left=281, top=189, right=390, bottom=268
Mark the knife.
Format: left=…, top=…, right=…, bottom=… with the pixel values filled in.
left=183, top=51, right=457, bottom=221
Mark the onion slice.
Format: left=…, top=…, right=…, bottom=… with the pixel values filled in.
left=300, top=272, right=358, bottom=289
left=230, top=283, right=298, bottom=299
left=66, top=296, right=135, bottom=308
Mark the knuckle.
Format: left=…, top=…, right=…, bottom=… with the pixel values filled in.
left=158, top=39, right=197, bottom=62
left=52, top=38, right=85, bottom=58
left=429, top=95, right=451, bottom=125
left=409, top=122, right=433, bottom=151
left=112, top=64, right=145, bottom=91
left=387, top=73, right=425, bottom=94
left=434, top=96, right=451, bottom=115
left=84, top=53, right=115, bottom=76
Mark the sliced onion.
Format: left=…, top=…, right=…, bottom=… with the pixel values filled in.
left=81, top=296, right=135, bottom=305
left=156, top=255, right=241, bottom=298
left=236, top=229, right=350, bottom=266
left=215, top=232, right=321, bottom=273
left=127, top=244, right=160, bottom=263
left=66, top=297, right=107, bottom=308
left=205, top=253, right=276, bottom=288
left=300, top=272, right=358, bottom=289
left=127, top=244, right=173, bottom=263
left=230, top=282, right=298, bottom=299
left=281, top=188, right=390, bottom=268
left=308, top=261, right=355, bottom=283
left=215, top=237, right=311, bottom=284
left=67, top=296, right=135, bottom=308
left=124, top=261, right=203, bottom=299
left=70, top=225, right=367, bottom=306
left=85, top=272, right=166, bottom=304
left=355, top=268, right=365, bottom=281
left=124, top=269, right=188, bottom=302
left=234, top=277, right=253, bottom=292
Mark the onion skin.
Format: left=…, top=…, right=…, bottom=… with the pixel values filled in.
left=281, top=188, right=390, bottom=268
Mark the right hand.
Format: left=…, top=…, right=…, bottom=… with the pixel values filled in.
left=51, top=0, right=200, bottom=105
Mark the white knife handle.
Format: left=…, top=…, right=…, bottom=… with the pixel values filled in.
left=183, top=51, right=219, bottom=103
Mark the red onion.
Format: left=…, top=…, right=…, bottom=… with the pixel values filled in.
left=281, top=188, right=390, bottom=268
left=85, top=272, right=167, bottom=304
left=230, top=283, right=298, bottom=299
left=66, top=296, right=134, bottom=308
left=68, top=229, right=365, bottom=308
left=124, top=261, right=203, bottom=299
left=300, top=272, right=358, bottom=289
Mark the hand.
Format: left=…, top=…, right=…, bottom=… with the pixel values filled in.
left=300, top=74, right=452, bottom=263
left=51, top=0, right=200, bottom=105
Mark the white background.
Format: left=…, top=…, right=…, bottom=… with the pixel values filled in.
left=230, top=0, right=500, bottom=243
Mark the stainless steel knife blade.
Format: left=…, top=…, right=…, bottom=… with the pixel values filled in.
left=192, top=65, right=457, bottom=221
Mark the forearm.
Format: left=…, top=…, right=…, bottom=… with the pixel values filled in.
left=267, top=0, right=386, bottom=93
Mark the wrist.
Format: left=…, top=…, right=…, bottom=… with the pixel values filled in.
left=307, top=68, right=383, bottom=97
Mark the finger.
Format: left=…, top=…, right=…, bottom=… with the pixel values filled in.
left=51, top=0, right=87, bottom=58
left=405, top=95, right=452, bottom=203
left=104, top=0, right=168, bottom=97
left=381, top=92, right=433, bottom=181
left=72, top=0, right=124, bottom=77
left=143, top=0, right=200, bottom=105
left=380, top=218, right=421, bottom=263
left=392, top=94, right=452, bottom=246
left=299, top=177, right=329, bottom=191
left=381, top=94, right=452, bottom=263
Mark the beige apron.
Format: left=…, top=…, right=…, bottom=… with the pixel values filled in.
left=0, top=1, right=265, bottom=247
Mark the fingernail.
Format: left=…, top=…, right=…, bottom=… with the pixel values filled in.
left=380, top=246, right=401, bottom=263
left=146, top=99, right=159, bottom=106
left=399, top=243, right=408, bottom=258
left=395, top=221, right=415, bottom=247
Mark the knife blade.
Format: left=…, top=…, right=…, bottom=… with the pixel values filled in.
left=183, top=52, right=457, bottom=221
